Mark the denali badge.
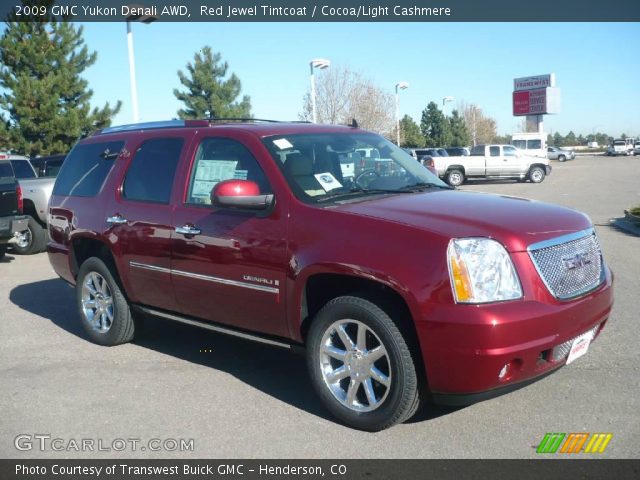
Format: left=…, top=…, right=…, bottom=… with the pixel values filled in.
left=562, top=251, right=591, bottom=270
left=242, top=275, right=279, bottom=286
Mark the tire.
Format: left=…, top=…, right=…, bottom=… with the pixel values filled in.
left=76, top=257, right=135, bottom=346
left=12, top=216, right=46, bottom=255
left=558, top=155, right=566, bottom=162
left=0, top=245, right=6, bottom=260
left=528, top=166, right=546, bottom=183
left=306, top=296, right=421, bottom=431
left=445, top=169, right=465, bottom=187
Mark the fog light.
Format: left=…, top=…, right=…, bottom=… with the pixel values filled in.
left=498, top=363, right=510, bottom=379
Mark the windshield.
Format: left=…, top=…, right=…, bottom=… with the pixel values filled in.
left=261, top=132, right=449, bottom=204
left=614, top=141, right=625, bottom=146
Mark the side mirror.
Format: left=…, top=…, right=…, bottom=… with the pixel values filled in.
left=211, top=179, right=274, bottom=210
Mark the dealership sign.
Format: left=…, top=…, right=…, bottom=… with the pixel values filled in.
left=512, top=86, right=560, bottom=116
left=514, top=74, right=555, bottom=91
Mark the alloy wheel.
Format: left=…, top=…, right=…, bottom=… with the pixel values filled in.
left=81, top=272, right=114, bottom=333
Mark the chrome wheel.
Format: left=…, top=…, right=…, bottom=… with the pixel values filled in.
left=15, top=230, right=31, bottom=249
left=319, top=319, right=392, bottom=412
left=81, top=272, right=114, bottom=333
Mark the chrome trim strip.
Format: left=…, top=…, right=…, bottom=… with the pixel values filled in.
left=171, top=269, right=280, bottom=294
left=128, top=262, right=279, bottom=294
left=130, top=261, right=171, bottom=274
left=526, top=227, right=595, bottom=252
left=137, top=306, right=291, bottom=349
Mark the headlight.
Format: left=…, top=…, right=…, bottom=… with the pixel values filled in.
left=447, top=238, right=522, bottom=303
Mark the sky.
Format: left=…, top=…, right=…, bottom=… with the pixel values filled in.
left=18, top=22, right=640, bottom=136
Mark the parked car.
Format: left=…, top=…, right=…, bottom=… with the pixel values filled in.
left=444, top=147, right=470, bottom=157
left=547, top=146, right=575, bottom=162
left=635, top=140, right=640, bottom=155
left=0, top=160, right=29, bottom=259
left=607, top=139, right=635, bottom=156
left=0, top=154, right=38, bottom=179
left=30, top=154, right=67, bottom=178
left=14, top=175, right=53, bottom=254
left=48, top=119, right=612, bottom=431
left=432, top=144, right=552, bottom=186
left=405, top=148, right=448, bottom=160
left=418, top=155, right=438, bottom=176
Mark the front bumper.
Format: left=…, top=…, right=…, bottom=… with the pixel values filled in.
left=0, top=215, right=28, bottom=244
left=418, top=265, right=613, bottom=402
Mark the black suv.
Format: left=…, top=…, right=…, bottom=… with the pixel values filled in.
left=0, top=160, right=29, bottom=259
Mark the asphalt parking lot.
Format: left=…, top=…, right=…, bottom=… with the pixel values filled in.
left=1, top=155, right=638, bottom=459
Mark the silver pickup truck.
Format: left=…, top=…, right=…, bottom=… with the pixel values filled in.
left=433, top=144, right=552, bottom=186
left=15, top=176, right=55, bottom=254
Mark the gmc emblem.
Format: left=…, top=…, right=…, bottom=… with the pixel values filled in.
left=562, top=251, right=592, bottom=270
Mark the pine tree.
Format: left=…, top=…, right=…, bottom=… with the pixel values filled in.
left=399, top=115, right=424, bottom=147
left=174, top=46, right=252, bottom=120
left=448, top=110, right=471, bottom=147
left=0, top=3, right=121, bottom=156
left=420, top=102, right=451, bottom=147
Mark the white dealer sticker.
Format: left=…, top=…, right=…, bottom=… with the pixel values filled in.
left=314, top=172, right=342, bottom=192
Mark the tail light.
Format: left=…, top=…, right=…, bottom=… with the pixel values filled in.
left=424, top=158, right=435, bottom=169
left=16, top=183, right=23, bottom=213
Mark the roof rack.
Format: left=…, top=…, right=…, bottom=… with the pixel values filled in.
left=95, top=118, right=312, bottom=136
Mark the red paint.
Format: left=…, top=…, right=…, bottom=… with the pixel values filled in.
left=213, top=179, right=260, bottom=197
left=47, top=123, right=613, bottom=397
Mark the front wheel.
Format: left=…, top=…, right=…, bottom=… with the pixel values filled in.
left=76, top=257, right=135, bottom=346
left=528, top=166, right=546, bottom=183
left=0, top=245, right=6, bottom=260
left=558, top=155, right=566, bottom=162
left=306, top=296, right=421, bottom=431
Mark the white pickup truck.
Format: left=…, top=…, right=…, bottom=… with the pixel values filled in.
left=432, top=144, right=552, bottom=186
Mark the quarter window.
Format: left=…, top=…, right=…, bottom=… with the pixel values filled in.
left=123, top=138, right=184, bottom=204
left=53, top=141, right=124, bottom=197
left=489, top=146, right=500, bottom=157
left=186, top=137, right=271, bottom=206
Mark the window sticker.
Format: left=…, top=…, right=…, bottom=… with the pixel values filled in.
left=233, top=169, right=248, bottom=180
left=273, top=138, right=293, bottom=150
left=314, top=172, right=343, bottom=192
left=191, top=159, right=238, bottom=198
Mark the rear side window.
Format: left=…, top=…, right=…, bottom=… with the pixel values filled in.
left=470, top=146, right=485, bottom=156
left=53, top=141, right=124, bottom=197
left=527, top=139, right=542, bottom=149
left=10, top=160, right=36, bottom=179
left=0, top=162, right=14, bottom=178
left=123, top=137, right=184, bottom=204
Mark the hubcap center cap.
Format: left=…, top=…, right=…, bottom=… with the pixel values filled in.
left=345, top=350, right=368, bottom=378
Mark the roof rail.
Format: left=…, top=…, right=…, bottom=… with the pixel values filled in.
left=96, top=119, right=208, bottom=135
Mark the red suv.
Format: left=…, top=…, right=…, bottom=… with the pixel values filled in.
left=47, top=120, right=613, bottom=431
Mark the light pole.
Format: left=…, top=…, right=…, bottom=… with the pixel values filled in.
left=442, top=96, right=454, bottom=115
left=395, top=82, right=409, bottom=146
left=472, top=105, right=477, bottom=146
left=309, top=58, right=330, bottom=123
left=126, top=8, right=156, bottom=123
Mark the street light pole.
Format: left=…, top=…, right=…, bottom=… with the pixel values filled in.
left=309, top=58, right=330, bottom=123
left=442, top=96, right=454, bottom=115
left=125, top=9, right=157, bottom=123
left=126, top=21, right=139, bottom=123
left=395, top=82, right=409, bottom=146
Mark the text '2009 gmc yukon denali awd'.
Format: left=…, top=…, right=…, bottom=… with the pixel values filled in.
left=47, top=120, right=613, bottom=431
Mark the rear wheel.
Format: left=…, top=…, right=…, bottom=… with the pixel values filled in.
left=76, top=257, right=135, bottom=346
left=528, top=166, right=546, bottom=183
left=445, top=169, right=465, bottom=187
left=306, top=296, right=421, bottom=431
left=12, top=216, right=46, bottom=255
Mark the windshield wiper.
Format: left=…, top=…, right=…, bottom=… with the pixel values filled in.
left=316, top=187, right=413, bottom=203
left=397, top=182, right=453, bottom=191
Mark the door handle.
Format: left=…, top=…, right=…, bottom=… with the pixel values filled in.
left=175, top=224, right=201, bottom=236
left=106, top=214, right=128, bottom=226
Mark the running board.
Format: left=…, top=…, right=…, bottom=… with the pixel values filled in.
left=136, top=306, right=296, bottom=351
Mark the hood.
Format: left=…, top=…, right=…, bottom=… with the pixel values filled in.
left=333, top=190, right=592, bottom=252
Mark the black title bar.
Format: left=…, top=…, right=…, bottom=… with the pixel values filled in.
left=3, top=0, right=640, bottom=22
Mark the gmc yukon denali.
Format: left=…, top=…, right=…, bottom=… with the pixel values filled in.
left=47, top=120, right=613, bottom=431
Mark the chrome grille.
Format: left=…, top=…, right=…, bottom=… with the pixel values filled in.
left=529, top=229, right=604, bottom=300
